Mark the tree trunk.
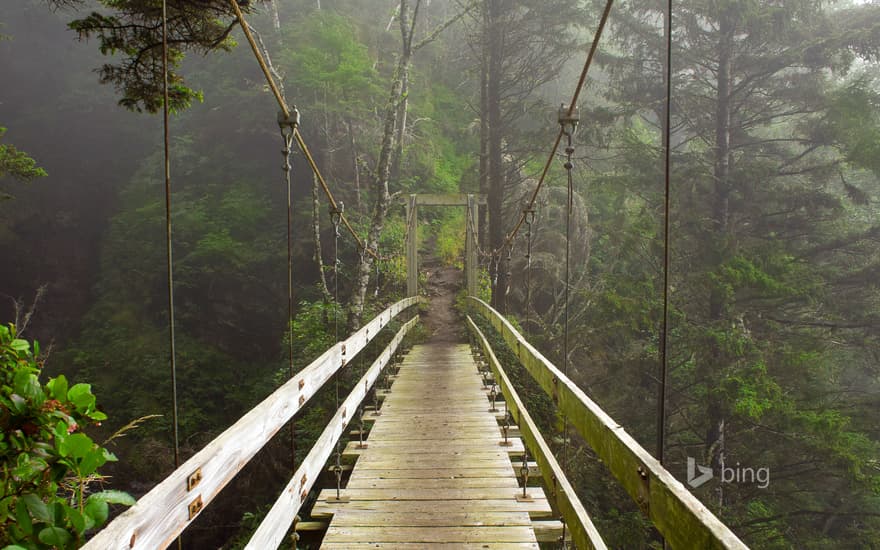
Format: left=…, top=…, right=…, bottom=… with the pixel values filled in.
left=312, top=174, right=331, bottom=302
left=486, top=0, right=507, bottom=311
left=348, top=0, right=420, bottom=329
left=347, top=118, right=361, bottom=211
left=705, top=11, right=734, bottom=506
left=390, top=63, right=410, bottom=183
left=478, top=1, right=490, bottom=252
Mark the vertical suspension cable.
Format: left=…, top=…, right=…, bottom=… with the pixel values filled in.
left=160, top=7, right=182, bottom=550
left=160, top=0, right=180, bottom=472
left=279, top=109, right=299, bottom=470
left=330, top=204, right=343, bottom=499
left=656, top=0, right=673, bottom=466
left=559, top=104, right=579, bottom=548
left=524, top=209, right=535, bottom=333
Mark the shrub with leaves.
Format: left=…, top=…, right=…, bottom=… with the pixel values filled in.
left=0, top=323, right=134, bottom=548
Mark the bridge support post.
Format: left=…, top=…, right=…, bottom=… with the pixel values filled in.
left=466, top=194, right=479, bottom=297
left=406, top=194, right=418, bottom=297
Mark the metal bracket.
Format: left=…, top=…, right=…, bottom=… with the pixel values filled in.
left=557, top=103, right=580, bottom=130
left=186, top=468, right=202, bottom=492
left=188, top=495, right=204, bottom=520
left=636, top=465, right=651, bottom=514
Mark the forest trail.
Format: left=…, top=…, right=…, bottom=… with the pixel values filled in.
left=421, top=255, right=464, bottom=343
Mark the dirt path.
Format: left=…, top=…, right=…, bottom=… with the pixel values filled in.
left=421, top=258, right=464, bottom=343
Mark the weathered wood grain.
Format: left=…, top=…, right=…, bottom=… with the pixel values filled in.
left=469, top=297, right=749, bottom=550
left=319, top=343, right=549, bottom=546
left=467, top=314, right=606, bottom=550
left=245, top=316, right=419, bottom=549
left=83, top=297, right=420, bottom=550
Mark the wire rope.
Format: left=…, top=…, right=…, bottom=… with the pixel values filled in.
left=228, top=0, right=379, bottom=260
left=160, top=0, right=180, bottom=472
left=494, top=0, right=614, bottom=256
left=656, top=0, right=673, bottom=466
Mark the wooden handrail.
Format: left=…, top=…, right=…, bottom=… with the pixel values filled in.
left=84, top=297, right=421, bottom=550
left=468, top=297, right=748, bottom=550
left=246, top=316, right=419, bottom=549
left=466, top=315, right=607, bottom=550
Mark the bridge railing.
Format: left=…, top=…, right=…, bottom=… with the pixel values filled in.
left=468, top=297, right=748, bottom=550
left=466, top=315, right=607, bottom=550
left=85, top=297, right=422, bottom=550
left=246, top=315, right=419, bottom=548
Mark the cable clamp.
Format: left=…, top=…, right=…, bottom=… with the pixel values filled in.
left=557, top=103, right=580, bottom=135
left=278, top=107, right=301, bottom=132
left=329, top=202, right=344, bottom=227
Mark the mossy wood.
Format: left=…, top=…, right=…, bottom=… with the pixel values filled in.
left=466, top=315, right=607, bottom=550
left=403, top=193, right=484, bottom=297
left=468, top=297, right=748, bottom=550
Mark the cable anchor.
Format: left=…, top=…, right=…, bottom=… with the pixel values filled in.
left=557, top=103, right=580, bottom=137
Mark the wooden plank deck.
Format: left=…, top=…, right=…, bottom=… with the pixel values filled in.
left=314, top=343, right=550, bottom=547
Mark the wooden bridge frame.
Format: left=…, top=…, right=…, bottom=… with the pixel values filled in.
left=83, top=297, right=422, bottom=550
left=404, top=193, right=486, bottom=297
left=468, top=297, right=748, bottom=549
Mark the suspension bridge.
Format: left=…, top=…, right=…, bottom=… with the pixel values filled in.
left=79, top=0, right=751, bottom=547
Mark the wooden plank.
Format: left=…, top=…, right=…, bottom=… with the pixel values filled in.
left=245, top=317, right=419, bottom=549
left=345, top=477, right=520, bottom=489
left=317, top=488, right=532, bottom=501
left=83, top=297, right=421, bottom=550
left=469, top=297, right=749, bottom=550
left=328, top=510, right=532, bottom=527
left=400, top=193, right=487, bottom=206
left=323, top=525, right=537, bottom=543
left=342, top=439, right=524, bottom=457
left=320, top=342, right=548, bottom=546
left=533, top=520, right=565, bottom=543
left=348, top=465, right=540, bottom=479
left=468, top=315, right=606, bottom=550
left=312, top=498, right=552, bottom=520
left=321, top=543, right=538, bottom=549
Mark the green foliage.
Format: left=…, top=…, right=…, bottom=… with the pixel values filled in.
left=433, top=212, right=465, bottom=267
left=0, top=127, right=47, bottom=200
left=824, top=76, right=880, bottom=175
left=281, top=12, right=381, bottom=118
left=64, top=1, right=232, bottom=112
left=0, top=324, right=132, bottom=548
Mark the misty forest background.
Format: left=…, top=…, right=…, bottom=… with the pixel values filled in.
left=2, top=0, right=880, bottom=547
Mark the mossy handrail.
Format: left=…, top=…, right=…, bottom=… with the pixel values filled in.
left=468, top=296, right=748, bottom=550
left=466, top=315, right=607, bottom=549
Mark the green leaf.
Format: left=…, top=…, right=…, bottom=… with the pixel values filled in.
left=14, top=499, right=33, bottom=536
left=13, top=456, right=48, bottom=484
left=78, top=447, right=108, bottom=477
left=65, top=506, right=86, bottom=536
left=58, top=433, right=93, bottom=459
left=13, top=370, right=41, bottom=403
left=10, top=339, right=29, bottom=352
left=88, top=490, right=136, bottom=506
left=37, top=525, right=72, bottom=546
left=21, top=494, right=51, bottom=523
left=84, top=498, right=108, bottom=526
left=46, top=376, right=68, bottom=402
left=67, top=383, right=96, bottom=412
